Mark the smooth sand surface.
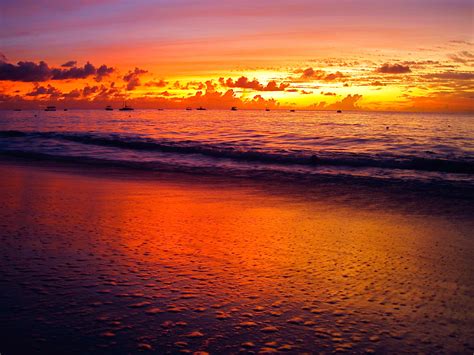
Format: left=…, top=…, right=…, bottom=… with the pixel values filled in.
left=0, top=161, right=473, bottom=353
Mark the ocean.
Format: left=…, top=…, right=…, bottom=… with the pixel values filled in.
left=1, top=109, right=473, bottom=188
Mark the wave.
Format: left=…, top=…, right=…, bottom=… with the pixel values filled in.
left=1, top=130, right=473, bottom=175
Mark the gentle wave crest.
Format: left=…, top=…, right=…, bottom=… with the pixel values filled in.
left=1, top=130, right=473, bottom=175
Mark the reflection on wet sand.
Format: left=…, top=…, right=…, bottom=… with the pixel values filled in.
left=0, top=162, right=473, bottom=354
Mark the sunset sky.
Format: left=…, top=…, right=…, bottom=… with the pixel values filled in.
left=1, top=0, right=473, bottom=111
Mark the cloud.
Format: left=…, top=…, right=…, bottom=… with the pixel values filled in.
left=26, top=84, right=62, bottom=97
left=368, top=81, right=386, bottom=86
left=448, top=51, right=474, bottom=64
left=321, top=91, right=337, bottom=96
left=296, top=67, right=345, bottom=81
left=0, top=53, right=8, bottom=62
left=405, top=91, right=474, bottom=113
left=0, top=61, right=51, bottom=82
left=123, top=67, right=148, bottom=91
left=401, top=60, right=439, bottom=67
left=423, top=71, right=474, bottom=80
left=0, top=59, right=114, bottom=82
left=61, top=60, right=77, bottom=67
left=376, top=63, right=411, bottom=74
left=310, top=94, right=363, bottom=111
left=95, top=65, right=114, bottom=81
left=145, top=79, right=168, bottom=87
left=219, top=76, right=289, bottom=91
left=172, top=80, right=205, bottom=90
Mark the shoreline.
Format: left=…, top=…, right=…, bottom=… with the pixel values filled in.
left=1, top=154, right=473, bottom=217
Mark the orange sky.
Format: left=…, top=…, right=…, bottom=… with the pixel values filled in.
left=1, top=0, right=473, bottom=112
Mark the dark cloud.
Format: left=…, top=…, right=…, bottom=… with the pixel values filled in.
left=26, top=84, right=62, bottom=97
left=219, top=76, right=289, bottom=91
left=401, top=60, right=439, bottom=66
left=0, top=61, right=51, bottom=82
left=448, top=51, right=474, bottom=64
left=368, top=81, right=386, bottom=86
left=0, top=59, right=114, bottom=82
left=95, top=65, right=114, bottom=81
left=61, top=60, right=77, bottom=67
left=62, top=89, right=82, bottom=99
left=321, top=91, right=337, bottom=96
left=376, top=63, right=411, bottom=74
left=296, top=67, right=345, bottom=81
left=51, top=62, right=95, bottom=80
left=123, top=67, right=148, bottom=91
left=145, top=80, right=168, bottom=87
left=172, top=80, right=204, bottom=90
left=0, top=53, right=8, bottom=62
left=423, top=71, right=474, bottom=80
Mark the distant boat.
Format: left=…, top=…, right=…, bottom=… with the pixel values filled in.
left=119, top=102, right=134, bottom=111
left=13, top=109, right=22, bottom=111
left=185, top=107, right=192, bottom=111
left=290, top=109, right=295, bottom=112
left=105, top=105, right=114, bottom=111
left=231, top=106, right=238, bottom=111
left=337, top=110, right=342, bottom=113
left=45, top=106, right=56, bottom=111
left=265, top=108, right=270, bottom=112
left=157, top=108, right=164, bottom=111
left=64, top=108, right=68, bottom=111
left=196, top=106, right=206, bottom=110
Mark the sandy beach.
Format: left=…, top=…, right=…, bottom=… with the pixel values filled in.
left=0, top=159, right=473, bottom=354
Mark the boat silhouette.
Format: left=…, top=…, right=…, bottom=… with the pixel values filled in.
left=119, top=102, right=134, bottom=111
left=44, top=106, right=56, bottom=111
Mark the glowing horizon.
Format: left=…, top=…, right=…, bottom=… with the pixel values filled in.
left=1, top=0, right=473, bottom=112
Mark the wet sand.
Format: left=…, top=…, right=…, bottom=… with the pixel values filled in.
left=0, top=160, right=473, bottom=354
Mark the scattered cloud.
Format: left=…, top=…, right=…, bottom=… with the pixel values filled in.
left=423, top=71, right=474, bottom=80
left=296, top=67, right=345, bottom=81
left=376, top=63, right=411, bottom=74
left=310, top=94, right=363, bottom=111
left=26, top=84, right=62, bottom=98
left=0, top=59, right=114, bottom=82
left=219, top=76, right=289, bottom=91
left=405, top=91, right=474, bottom=112
left=448, top=51, right=474, bottom=64
left=61, top=60, right=77, bottom=67
left=123, top=67, right=148, bottom=91
left=145, top=79, right=168, bottom=87
left=368, top=81, right=386, bottom=86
